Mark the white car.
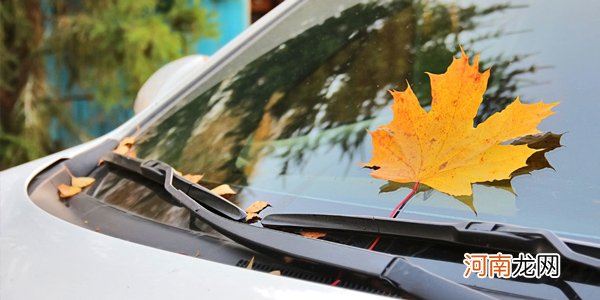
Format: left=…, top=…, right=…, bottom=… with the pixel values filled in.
left=2, top=0, right=599, bottom=299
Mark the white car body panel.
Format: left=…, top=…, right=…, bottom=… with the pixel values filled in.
left=0, top=143, right=389, bottom=300
left=0, top=1, right=391, bottom=298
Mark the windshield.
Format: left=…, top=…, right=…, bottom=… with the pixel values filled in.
left=123, top=0, right=600, bottom=242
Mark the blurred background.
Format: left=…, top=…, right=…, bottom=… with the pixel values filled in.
left=0, top=0, right=283, bottom=170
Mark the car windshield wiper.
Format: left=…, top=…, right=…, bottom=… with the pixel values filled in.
left=260, top=213, right=600, bottom=273
left=102, top=153, right=247, bottom=221
left=260, top=212, right=600, bottom=300
left=100, top=153, right=497, bottom=300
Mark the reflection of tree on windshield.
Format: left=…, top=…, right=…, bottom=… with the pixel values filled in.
left=135, top=0, right=543, bottom=196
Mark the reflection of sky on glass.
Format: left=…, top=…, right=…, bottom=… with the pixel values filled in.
left=126, top=0, right=600, bottom=243
left=248, top=0, right=600, bottom=241
left=467, top=0, right=600, bottom=240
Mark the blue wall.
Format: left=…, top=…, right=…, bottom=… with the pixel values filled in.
left=198, top=0, right=250, bottom=55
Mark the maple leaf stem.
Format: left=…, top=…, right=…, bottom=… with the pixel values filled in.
left=366, top=182, right=421, bottom=251
left=332, top=182, right=422, bottom=287
left=389, top=181, right=420, bottom=218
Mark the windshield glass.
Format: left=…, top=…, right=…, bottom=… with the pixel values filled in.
left=127, top=0, right=600, bottom=242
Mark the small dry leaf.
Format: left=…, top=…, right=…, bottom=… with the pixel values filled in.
left=127, top=149, right=137, bottom=158
left=71, top=176, right=95, bottom=188
left=58, top=184, right=82, bottom=198
left=120, top=136, right=135, bottom=146
left=112, top=144, right=129, bottom=155
left=246, top=256, right=255, bottom=270
left=112, top=136, right=137, bottom=157
left=245, top=200, right=271, bottom=222
left=245, top=200, right=271, bottom=214
left=246, top=212, right=260, bottom=223
left=300, top=230, right=327, bottom=239
left=183, top=174, right=204, bottom=183
left=211, top=184, right=236, bottom=196
left=269, top=270, right=282, bottom=276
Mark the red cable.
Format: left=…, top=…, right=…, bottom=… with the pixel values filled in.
left=367, top=236, right=381, bottom=250
left=331, top=182, right=420, bottom=286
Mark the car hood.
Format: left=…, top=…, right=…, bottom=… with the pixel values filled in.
left=0, top=145, right=389, bottom=300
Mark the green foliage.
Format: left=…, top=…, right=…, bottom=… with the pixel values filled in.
left=0, top=0, right=217, bottom=169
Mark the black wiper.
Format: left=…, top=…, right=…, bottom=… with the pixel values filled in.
left=260, top=214, right=600, bottom=300
left=261, top=213, right=600, bottom=273
left=101, top=153, right=496, bottom=300
left=102, top=153, right=247, bottom=221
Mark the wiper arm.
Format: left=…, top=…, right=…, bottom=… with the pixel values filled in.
left=261, top=213, right=600, bottom=276
left=102, top=153, right=247, bottom=221
left=101, top=153, right=496, bottom=300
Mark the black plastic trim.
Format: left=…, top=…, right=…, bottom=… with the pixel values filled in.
left=102, top=154, right=247, bottom=221
left=103, top=154, right=496, bottom=299
left=260, top=213, right=600, bottom=273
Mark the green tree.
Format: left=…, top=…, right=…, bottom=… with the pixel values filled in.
left=0, top=0, right=216, bottom=169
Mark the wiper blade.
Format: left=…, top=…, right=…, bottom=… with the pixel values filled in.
left=101, top=153, right=496, bottom=300
left=102, top=153, right=247, bottom=221
left=261, top=213, right=600, bottom=274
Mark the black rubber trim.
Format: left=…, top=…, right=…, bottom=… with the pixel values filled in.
left=102, top=153, right=247, bottom=221
left=103, top=154, right=496, bottom=300
left=260, top=213, right=600, bottom=273
left=27, top=139, right=118, bottom=194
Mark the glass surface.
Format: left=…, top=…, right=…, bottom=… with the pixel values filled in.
left=93, top=169, right=221, bottom=235
left=112, top=0, right=600, bottom=241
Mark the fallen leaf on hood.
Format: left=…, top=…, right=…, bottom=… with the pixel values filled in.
left=112, top=144, right=130, bottom=156
left=211, top=184, right=236, bottom=196
left=269, top=270, right=282, bottom=276
left=112, top=136, right=137, bottom=157
left=127, top=149, right=137, bottom=158
left=363, top=50, right=558, bottom=196
left=246, top=212, right=260, bottom=223
left=245, top=200, right=271, bottom=214
left=120, top=136, right=135, bottom=147
left=510, top=132, right=563, bottom=177
left=58, top=184, right=82, bottom=198
left=300, top=230, right=327, bottom=239
left=377, top=132, right=563, bottom=215
left=71, top=176, right=95, bottom=188
left=245, top=200, right=271, bottom=222
left=183, top=174, right=204, bottom=183
left=246, top=256, right=255, bottom=270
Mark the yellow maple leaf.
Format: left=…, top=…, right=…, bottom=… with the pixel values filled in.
left=299, top=230, right=327, bottom=239
left=57, top=184, right=81, bottom=198
left=71, top=176, right=95, bottom=188
left=182, top=174, right=204, bottom=183
left=112, top=136, right=136, bottom=157
left=363, top=51, right=558, bottom=196
left=211, top=184, right=236, bottom=196
left=244, top=200, right=271, bottom=222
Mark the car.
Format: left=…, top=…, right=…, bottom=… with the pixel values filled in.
left=2, top=0, right=599, bottom=299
